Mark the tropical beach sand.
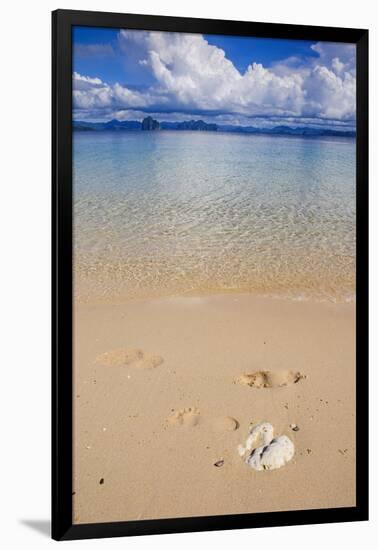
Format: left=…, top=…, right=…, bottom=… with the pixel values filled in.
left=72, top=293, right=355, bottom=523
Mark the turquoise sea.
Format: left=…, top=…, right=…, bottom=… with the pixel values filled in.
left=73, top=131, right=356, bottom=303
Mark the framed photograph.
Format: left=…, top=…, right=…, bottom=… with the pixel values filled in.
left=52, top=9, right=368, bottom=541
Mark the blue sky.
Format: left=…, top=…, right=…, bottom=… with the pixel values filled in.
left=73, top=26, right=356, bottom=129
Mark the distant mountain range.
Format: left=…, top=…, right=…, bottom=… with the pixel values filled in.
left=160, top=119, right=218, bottom=131
left=73, top=117, right=355, bottom=137
left=218, top=124, right=356, bottom=137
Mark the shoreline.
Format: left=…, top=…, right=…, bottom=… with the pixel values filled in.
left=74, top=283, right=356, bottom=308
left=73, top=292, right=356, bottom=523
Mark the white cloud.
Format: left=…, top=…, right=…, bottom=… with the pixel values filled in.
left=303, top=64, right=356, bottom=119
left=118, top=30, right=306, bottom=117
left=311, top=42, right=356, bottom=75
left=331, top=57, right=345, bottom=75
left=270, top=42, right=356, bottom=120
left=73, top=33, right=356, bottom=122
left=72, top=72, right=155, bottom=110
left=73, top=72, right=103, bottom=90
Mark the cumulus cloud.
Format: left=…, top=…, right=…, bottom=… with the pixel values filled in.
left=73, top=32, right=356, bottom=123
left=73, top=72, right=156, bottom=110
left=311, top=42, right=356, bottom=75
left=303, top=65, right=356, bottom=119
left=270, top=41, right=356, bottom=120
left=118, top=30, right=306, bottom=117
left=73, top=72, right=104, bottom=90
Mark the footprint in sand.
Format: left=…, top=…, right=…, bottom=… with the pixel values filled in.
left=168, top=407, right=201, bottom=427
left=237, top=370, right=304, bottom=389
left=211, top=416, right=239, bottom=432
left=95, top=348, right=164, bottom=370
left=238, top=422, right=295, bottom=471
left=168, top=408, right=239, bottom=431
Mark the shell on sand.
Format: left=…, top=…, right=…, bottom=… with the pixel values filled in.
left=238, top=422, right=295, bottom=471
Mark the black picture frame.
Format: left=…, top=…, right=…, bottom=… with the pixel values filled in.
left=52, top=9, right=369, bottom=541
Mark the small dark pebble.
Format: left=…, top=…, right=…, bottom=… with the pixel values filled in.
left=292, top=426, right=300, bottom=432
left=214, top=460, right=224, bottom=467
left=99, top=478, right=104, bottom=485
left=72, top=491, right=76, bottom=496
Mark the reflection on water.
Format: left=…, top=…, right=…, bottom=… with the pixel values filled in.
left=73, top=131, right=355, bottom=303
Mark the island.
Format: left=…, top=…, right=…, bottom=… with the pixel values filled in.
left=73, top=118, right=355, bottom=138
left=141, top=116, right=160, bottom=131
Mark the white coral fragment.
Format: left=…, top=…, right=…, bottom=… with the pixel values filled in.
left=238, top=422, right=294, bottom=471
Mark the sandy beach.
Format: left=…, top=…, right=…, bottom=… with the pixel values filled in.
left=73, top=293, right=355, bottom=523
left=70, top=26, right=358, bottom=527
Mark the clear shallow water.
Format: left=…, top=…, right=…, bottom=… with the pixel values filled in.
left=73, top=131, right=355, bottom=303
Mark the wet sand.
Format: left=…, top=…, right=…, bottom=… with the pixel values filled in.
left=73, top=293, right=355, bottom=523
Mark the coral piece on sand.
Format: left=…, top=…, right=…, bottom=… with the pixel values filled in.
left=238, top=422, right=295, bottom=471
